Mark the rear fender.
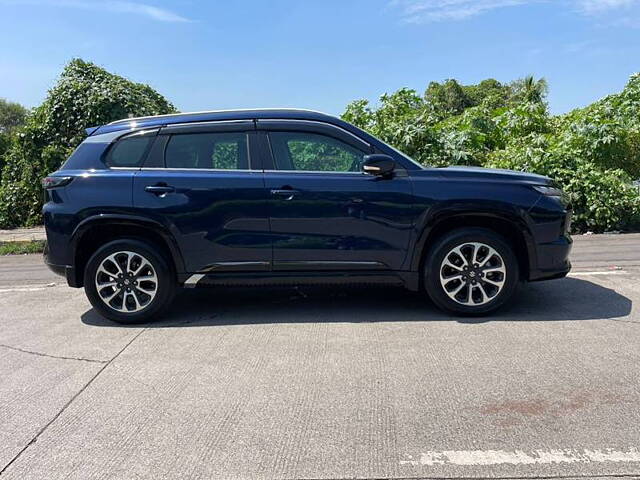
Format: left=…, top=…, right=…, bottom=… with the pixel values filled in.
left=69, top=215, right=185, bottom=286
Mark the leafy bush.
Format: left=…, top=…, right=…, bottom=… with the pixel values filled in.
left=0, top=59, right=176, bottom=228
left=343, top=75, right=640, bottom=233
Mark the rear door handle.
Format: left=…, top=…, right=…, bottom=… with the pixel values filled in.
left=145, top=184, right=175, bottom=195
left=271, top=189, right=300, bottom=199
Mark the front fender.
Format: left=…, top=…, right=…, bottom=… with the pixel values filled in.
left=407, top=205, right=538, bottom=276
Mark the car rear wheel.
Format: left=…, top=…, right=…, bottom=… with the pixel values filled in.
left=424, top=228, right=519, bottom=316
left=84, top=239, right=176, bottom=324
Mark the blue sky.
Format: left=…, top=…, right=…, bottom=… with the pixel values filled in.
left=1, top=0, right=640, bottom=115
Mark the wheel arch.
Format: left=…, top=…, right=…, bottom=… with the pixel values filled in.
left=412, top=212, right=536, bottom=285
left=70, top=215, right=185, bottom=287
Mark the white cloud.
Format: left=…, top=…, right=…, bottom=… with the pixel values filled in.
left=577, top=0, right=638, bottom=14
left=390, top=0, right=640, bottom=22
left=99, top=1, right=191, bottom=22
left=2, top=0, right=191, bottom=22
left=389, top=0, right=538, bottom=22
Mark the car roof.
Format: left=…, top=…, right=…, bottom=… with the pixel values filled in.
left=91, top=108, right=346, bottom=136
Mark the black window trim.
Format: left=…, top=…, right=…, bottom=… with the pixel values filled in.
left=257, top=120, right=376, bottom=175
left=147, top=129, right=257, bottom=172
left=258, top=119, right=414, bottom=174
left=103, top=128, right=159, bottom=170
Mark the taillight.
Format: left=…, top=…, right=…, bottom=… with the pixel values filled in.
left=41, top=176, right=73, bottom=189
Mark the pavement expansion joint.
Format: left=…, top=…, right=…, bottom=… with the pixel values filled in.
left=0, top=327, right=149, bottom=476
left=0, top=343, right=108, bottom=364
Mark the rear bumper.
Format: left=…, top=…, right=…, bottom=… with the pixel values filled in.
left=529, top=235, right=572, bottom=281
left=43, top=242, right=81, bottom=287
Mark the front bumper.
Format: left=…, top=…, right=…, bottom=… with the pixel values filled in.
left=529, top=234, right=572, bottom=281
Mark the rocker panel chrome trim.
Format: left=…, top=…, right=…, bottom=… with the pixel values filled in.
left=184, top=273, right=205, bottom=288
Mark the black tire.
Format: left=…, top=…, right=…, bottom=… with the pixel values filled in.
left=424, top=228, right=519, bottom=316
left=84, top=239, right=176, bottom=324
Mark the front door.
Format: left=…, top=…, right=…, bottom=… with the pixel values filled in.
left=260, top=125, right=414, bottom=272
left=133, top=124, right=270, bottom=273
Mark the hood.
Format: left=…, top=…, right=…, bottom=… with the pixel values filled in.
left=419, top=166, right=552, bottom=185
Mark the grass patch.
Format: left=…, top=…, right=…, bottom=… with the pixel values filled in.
left=0, top=240, right=46, bottom=255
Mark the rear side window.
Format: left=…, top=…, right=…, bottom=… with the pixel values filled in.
left=165, top=132, right=249, bottom=170
left=105, top=134, right=154, bottom=167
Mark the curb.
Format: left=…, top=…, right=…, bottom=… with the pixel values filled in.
left=0, top=227, right=46, bottom=243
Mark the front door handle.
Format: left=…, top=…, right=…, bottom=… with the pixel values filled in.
left=145, top=184, right=175, bottom=195
left=271, top=189, right=300, bottom=200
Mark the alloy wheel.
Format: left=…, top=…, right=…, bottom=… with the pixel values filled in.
left=439, top=242, right=506, bottom=306
left=94, top=251, right=158, bottom=313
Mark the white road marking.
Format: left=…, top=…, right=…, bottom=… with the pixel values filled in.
left=569, top=270, right=626, bottom=276
left=0, top=287, right=48, bottom=293
left=400, top=448, right=640, bottom=467
left=0, top=283, right=57, bottom=293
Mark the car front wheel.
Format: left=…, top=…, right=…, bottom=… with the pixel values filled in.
left=84, top=239, right=176, bottom=324
left=424, top=228, right=519, bottom=316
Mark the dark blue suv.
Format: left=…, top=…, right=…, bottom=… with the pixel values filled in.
left=42, top=109, right=572, bottom=323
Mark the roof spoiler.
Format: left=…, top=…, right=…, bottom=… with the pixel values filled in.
left=85, top=126, right=100, bottom=137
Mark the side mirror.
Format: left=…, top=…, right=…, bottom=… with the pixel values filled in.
left=362, top=154, right=395, bottom=178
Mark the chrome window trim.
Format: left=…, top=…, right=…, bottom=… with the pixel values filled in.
left=138, top=167, right=257, bottom=173
left=263, top=169, right=365, bottom=176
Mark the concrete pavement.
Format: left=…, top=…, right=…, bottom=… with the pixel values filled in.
left=0, top=234, right=639, bottom=479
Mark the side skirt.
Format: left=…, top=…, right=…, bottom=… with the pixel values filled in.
left=178, top=270, right=420, bottom=290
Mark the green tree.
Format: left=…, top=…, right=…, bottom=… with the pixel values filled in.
left=0, top=58, right=176, bottom=228
left=0, top=99, right=28, bottom=172
left=462, top=79, right=510, bottom=109
left=510, top=75, right=549, bottom=104
left=425, top=79, right=472, bottom=119
left=0, top=98, right=28, bottom=134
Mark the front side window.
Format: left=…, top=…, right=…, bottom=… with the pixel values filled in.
left=105, top=134, right=154, bottom=167
left=165, top=132, right=249, bottom=170
left=268, top=131, right=366, bottom=173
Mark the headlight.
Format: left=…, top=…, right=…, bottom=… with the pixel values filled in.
left=533, top=185, right=563, bottom=197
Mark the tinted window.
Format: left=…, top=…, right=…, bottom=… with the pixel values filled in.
left=62, top=143, right=110, bottom=170
left=269, top=132, right=365, bottom=172
left=165, top=132, right=249, bottom=169
left=105, top=135, right=153, bottom=167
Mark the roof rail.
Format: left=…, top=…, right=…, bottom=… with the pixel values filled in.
left=108, top=108, right=332, bottom=126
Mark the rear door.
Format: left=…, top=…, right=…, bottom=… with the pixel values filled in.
left=133, top=121, right=270, bottom=273
left=258, top=120, right=415, bottom=272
